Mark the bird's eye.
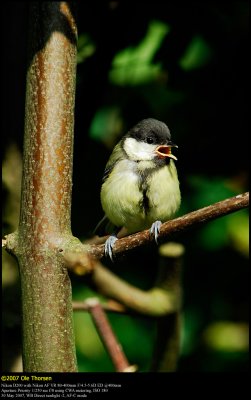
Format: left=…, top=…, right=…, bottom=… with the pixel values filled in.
left=146, top=137, right=154, bottom=144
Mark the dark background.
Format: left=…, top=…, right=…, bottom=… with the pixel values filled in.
left=2, top=2, right=249, bottom=372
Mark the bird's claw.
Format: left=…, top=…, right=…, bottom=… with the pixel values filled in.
left=104, top=235, right=118, bottom=261
left=150, top=220, right=162, bottom=244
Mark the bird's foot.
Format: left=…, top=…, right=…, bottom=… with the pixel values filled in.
left=104, top=234, right=118, bottom=261
left=149, top=220, right=162, bottom=244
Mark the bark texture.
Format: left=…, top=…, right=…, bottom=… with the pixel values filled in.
left=13, top=2, right=78, bottom=372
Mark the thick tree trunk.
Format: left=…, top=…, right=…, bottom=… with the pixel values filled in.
left=11, top=2, right=78, bottom=372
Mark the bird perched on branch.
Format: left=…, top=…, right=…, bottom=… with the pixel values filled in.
left=95, top=118, right=181, bottom=260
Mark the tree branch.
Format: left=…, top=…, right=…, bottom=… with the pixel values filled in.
left=89, top=243, right=184, bottom=317
left=85, top=299, right=137, bottom=372
left=88, top=192, right=249, bottom=260
left=4, top=193, right=248, bottom=319
left=73, top=299, right=128, bottom=314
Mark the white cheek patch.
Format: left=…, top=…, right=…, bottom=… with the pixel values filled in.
left=124, top=137, right=156, bottom=161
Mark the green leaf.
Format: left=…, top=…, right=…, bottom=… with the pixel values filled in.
left=109, top=20, right=170, bottom=85
left=77, top=33, right=96, bottom=64
left=186, top=175, right=248, bottom=252
left=89, top=106, right=124, bottom=146
left=179, top=35, right=212, bottom=71
left=203, top=321, right=249, bottom=352
left=226, top=211, right=249, bottom=257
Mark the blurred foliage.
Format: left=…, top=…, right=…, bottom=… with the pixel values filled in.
left=89, top=105, right=124, bottom=146
left=203, top=321, right=248, bottom=352
left=77, top=33, right=96, bottom=64
left=109, top=20, right=170, bottom=85
left=2, top=2, right=249, bottom=372
left=182, top=175, right=249, bottom=254
left=179, top=35, right=212, bottom=71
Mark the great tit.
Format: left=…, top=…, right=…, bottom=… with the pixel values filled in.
left=95, top=118, right=181, bottom=259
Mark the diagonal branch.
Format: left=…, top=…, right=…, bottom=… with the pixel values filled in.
left=4, top=192, right=248, bottom=272
left=64, top=193, right=248, bottom=318
left=88, top=192, right=249, bottom=260
left=85, top=299, right=137, bottom=372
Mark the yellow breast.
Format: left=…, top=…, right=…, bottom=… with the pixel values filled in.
left=101, top=159, right=180, bottom=233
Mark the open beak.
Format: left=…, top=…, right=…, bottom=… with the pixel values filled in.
left=155, top=144, right=178, bottom=160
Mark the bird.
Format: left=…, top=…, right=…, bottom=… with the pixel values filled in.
left=95, top=118, right=181, bottom=260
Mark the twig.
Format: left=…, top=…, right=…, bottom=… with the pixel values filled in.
left=85, top=298, right=137, bottom=372
left=73, top=299, right=127, bottom=314
left=88, top=192, right=249, bottom=260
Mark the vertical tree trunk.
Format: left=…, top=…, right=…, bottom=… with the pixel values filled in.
left=11, top=2, right=78, bottom=372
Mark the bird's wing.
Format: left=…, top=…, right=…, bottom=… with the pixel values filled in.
left=102, top=142, right=125, bottom=182
left=95, top=142, right=125, bottom=236
left=102, top=164, right=114, bottom=182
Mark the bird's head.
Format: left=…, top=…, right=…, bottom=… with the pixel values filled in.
left=122, top=118, right=178, bottom=163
